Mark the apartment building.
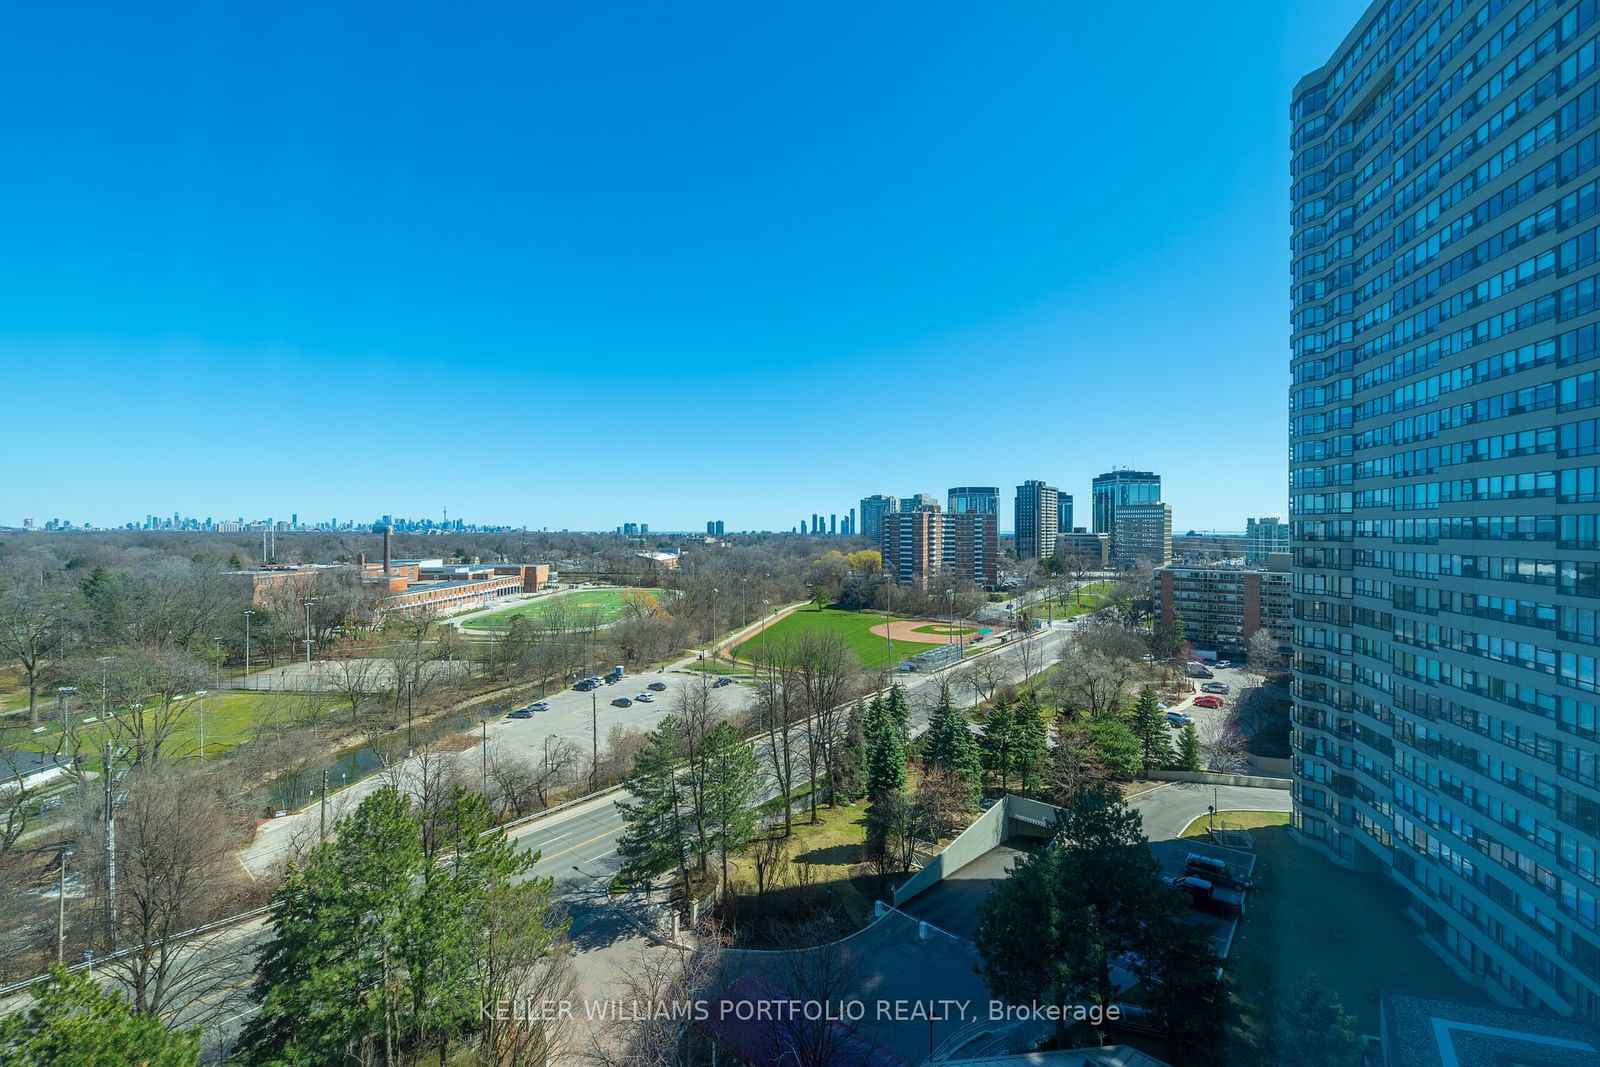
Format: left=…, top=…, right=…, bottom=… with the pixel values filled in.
left=1014, top=479, right=1059, bottom=560
left=1091, top=469, right=1162, bottom=555
left=881, top=504, right=943, bottom=588
left=1245, top=515, right=1289, bottom=564
left=1154, top=555, right=1291, bottom=657
left=859, top=494, right=898, bottom=543
left=943, top=511, right=999, bottom=587
left=1292, top=0, right=1600, bottom=1019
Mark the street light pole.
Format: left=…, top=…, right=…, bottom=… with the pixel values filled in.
left=302, top=599, right=317, bottom=666
left=243, top=609, right=253, bottom=690
left=590, top=690, right=599, bottom=791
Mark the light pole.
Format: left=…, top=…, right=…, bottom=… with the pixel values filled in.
left=589, top=689, right=599, bottom=791
left=301, top=598, right=317, bottom=666
left=97, top=657, right=111, bottom=718
left=739, top=577, right=748, bottom=629
left=243, top=609, right=254, bottom=690
left=57, top=686, right=76, bottom=738
left=480, top=717, right=489, bottom=796
left=56, top=847, right=73, bottom=963
left=544, top=734, right=554, bottom=780
left=710, top=587, right=719, bottom=655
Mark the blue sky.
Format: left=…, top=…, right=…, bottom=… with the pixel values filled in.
left=0, top=1, right=1369, bottom=533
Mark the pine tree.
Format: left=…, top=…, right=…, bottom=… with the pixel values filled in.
left=0, top=965, right=200, bottom=1066
left=702, top=720, right=761, bottom=890
left=1089, top=717, right=1143, bottom=779
left=979, top=695, right=1017, bottom=790
left=925, top=690, right=982, bottom=808
left=834, top=700, right=869, bottom=803
left=239, top=787, right=423, bottom=1065
left=1177, top=721, right=1202, bottom=771
left=1131, top=686, right=1173, bottom=772
left=1012, top=693, right=1049, bottom=796
left=617, top=715, right=692, bottom=894
left=1280, top=981, right=1361, bottom=1067
left=885, top=683, right=910, bottom=744
left=864, top=695, right=908, bottom=859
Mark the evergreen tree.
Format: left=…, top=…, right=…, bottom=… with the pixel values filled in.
left=925, top=690, right=982, bottom=807
left=1280, top=981, right=1362, bottom=1067
left=616, top=715, right=691, bottom=893
left=1177, top=721, right=1202, bottom=771
left=1045, top=718, right=1107, bottom=805
left=0, top=965, right=200, bottom=1066
left=864, top=694, right=908, bottom=859
left=1131, top=686, right=1173, bottom=772
left=978, top=695, right=1017, bottom=790
left=884, top=683, right=910, bottom=744
left=1012, top=693, right=1049, bottom=796
left=1088, top=717, right=1143, bottom=779
left=701, top=720, right=761, bottom=889
left=834, top=700, right=869, bottom=802
left=239, top=787, right=423, bottom=1065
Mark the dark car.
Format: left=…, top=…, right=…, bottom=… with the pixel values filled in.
left=713, top=677, right=734, bottom=688
left=507, top=708, right=533, bottom=720
left=611, top=697, right=633, bottom=708
left=647, top=682, right=668, bottom=692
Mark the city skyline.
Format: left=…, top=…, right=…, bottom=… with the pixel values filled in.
left=0, top=3, right=1367, bottom=533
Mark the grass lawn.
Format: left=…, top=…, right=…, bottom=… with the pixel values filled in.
left=0, top=689, right=331, bottom=767
left=1027, top=580, right=1116, bottom=620
left=910, top=623, right=979, bottom=636
left=460, top=587, right=661, bottom=630
left=734, top=607, right=944, bottom=670
left=1206, top=813, right=1485, bottom=1055
left=727, top=800, right=879, bottom=933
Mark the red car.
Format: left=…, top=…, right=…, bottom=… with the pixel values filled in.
left=1193, top=694, right=1225, bottom=709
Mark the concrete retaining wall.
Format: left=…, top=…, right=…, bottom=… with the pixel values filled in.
left=1145, top=769, right=1291, bottom=790
left=892, top=799, right=1006, bottom=906
left=1247, top=754, right=1292, bottom=777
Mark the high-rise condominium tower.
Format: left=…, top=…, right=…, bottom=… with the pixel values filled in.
left=1292, top=0, right=1600, bottom=1020
left=859, top=494, right=899, bottom=543
left=1014, top=480, right=1058, bottom=560
left=1090, top=469, right=1162, bottom=557
left=947, top=486, right=1001, bottom=516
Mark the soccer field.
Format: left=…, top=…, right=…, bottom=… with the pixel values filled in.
left=459, top=587, right=661, bottom=630
left=734, top=607, right=947, bottom=670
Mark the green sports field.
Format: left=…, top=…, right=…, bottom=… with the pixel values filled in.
left=460, top=587, right=662, bottom=630
left=734, top=608, right=947, bottom=670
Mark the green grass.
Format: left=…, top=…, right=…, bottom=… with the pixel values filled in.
left=734, top=607, right=944, bottom=670
left=460, top=587, right=661, bottom=630
left=1025, top=580, right=1116, bottom=620
left=0, top=690, right=331, bottom=765
left=1213, top=814, right=1485, bottom=1054
left=728, top=800, right=878, bottom=931
left=911, top=623, right=978, bottom=636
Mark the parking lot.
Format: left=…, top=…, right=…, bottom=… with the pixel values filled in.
left=1162, top=662, right=1253, bottom=737
left=480, top=668, right=758, bottom=768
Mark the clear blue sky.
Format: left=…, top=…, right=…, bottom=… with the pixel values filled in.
left=0, top=1, right=1368, bottom=533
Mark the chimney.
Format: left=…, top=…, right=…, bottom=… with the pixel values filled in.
left=383, top=525, right=393, bottom=574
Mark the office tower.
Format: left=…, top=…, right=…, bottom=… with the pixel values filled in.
left=1244, top=516, right=1289, bottom=565
left=943, top=511, right=998, bottom=587
left=1091, top=470, right=1162, bottom=558
left=1014, top=480, right=1059, bottom=560
left=847, top=508, right=856, bottom=537
left=830, top=514, right=837, bottom=536
left=881, top=502, right=943, bottom=587
left=1113, top=502, right=1172, bottom=566
left=1055, top=530, right=1109, bottom=567
left=1058, top=494, right=1074, bottom=535
left=900, top=492, right=938, bottom=513
left=947, top=486, right=1001, bottom=515
left=859, top=494, right=897, bottom=543
left=1292, top=0, right=1600, bottom=1019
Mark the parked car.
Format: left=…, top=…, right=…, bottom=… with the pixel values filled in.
left=1185, top=664, right=1215, bottom=679
left=507, top=708, right=533, bottom=720
left=647, top=682, right=668, bottom=692
left=611, top=697, right=633, bottom=708
left=1214, top=660, right=1232, bottom=669
left=1165, top=710, right=1192, bottom=726
left=574, top=678, right=599, bottom=692
left=635, top=693, right=654, bottom=703
left=1201, top=682, right=1231, bottom=695
left=1193, top=694, right=1224, bottom=709
left=713, top=677, right=734, bottom=688
left=528, top=701, right=550, bottom=712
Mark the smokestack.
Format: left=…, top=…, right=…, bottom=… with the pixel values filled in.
left=383, top=525, right=393, bottom=574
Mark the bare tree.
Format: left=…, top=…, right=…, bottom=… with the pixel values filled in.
left=754, top=641, right=804, bottom=836
left=0, top=572, right=77, bottom=726
left=772, top=916, right=875, bottom=1067
left=479, top=869, right=578, bottom=1065
left=486, top=739, right=582, bottom=820
left=747, top=827, right=791, bottom=909
left=958, top=654, right=1011, bottom=706
left=318, top=655, right=387, bottom=726
left=583, top=923, right=727, bottom=1066
left=791, top=631, right=855, bottom=820
left=1199, top=718, right=1250, bottom=774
